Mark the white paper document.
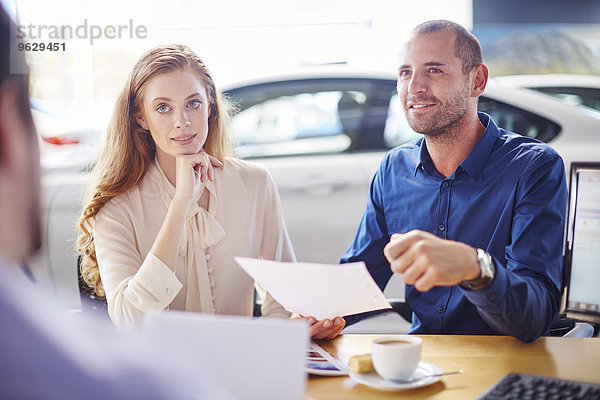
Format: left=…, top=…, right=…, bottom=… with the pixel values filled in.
left=235, top=257, right=392, bottom=320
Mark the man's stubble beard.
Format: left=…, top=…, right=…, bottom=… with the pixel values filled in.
left=404, top=80, right=471, bottom=142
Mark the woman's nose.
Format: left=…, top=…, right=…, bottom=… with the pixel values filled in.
left=175, top=110, right=191, bottom=128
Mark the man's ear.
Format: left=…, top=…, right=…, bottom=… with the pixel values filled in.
left=471, top=64, right=489, bottom=98
left=135, top=114, right=149, bottom=131
left=0, top=83, right=22, bottom=169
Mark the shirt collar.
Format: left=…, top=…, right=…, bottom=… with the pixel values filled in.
left=459, top=112, right=499, bottom=181
left=414, top=137, right=431, bottom=177
left=413, top=112, right=499, bottom=180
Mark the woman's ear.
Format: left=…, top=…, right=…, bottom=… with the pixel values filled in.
left=135, top=114, right=149, bottom=131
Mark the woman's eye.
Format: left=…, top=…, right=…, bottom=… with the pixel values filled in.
left=187, top=99, right=201, bottom=109
left=157, top=104, right=170, bottom=113
left=399, top=70, right=411, bottom=78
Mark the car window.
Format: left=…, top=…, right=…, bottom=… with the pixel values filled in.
left=227, top=80, right=373, bottom=158
left=478, top=96, right=561, bottom=143
left=530, top=87, right=600, bottom=112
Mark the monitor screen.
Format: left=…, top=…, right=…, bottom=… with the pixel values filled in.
left=562, top=162, right=600, bottom=324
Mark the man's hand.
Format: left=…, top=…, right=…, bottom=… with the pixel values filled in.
left=383, top=230, right=480, bottom=292
left=291, top=314, right=345, bottom=340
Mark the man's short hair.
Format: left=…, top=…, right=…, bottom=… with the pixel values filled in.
left=413, top=20, right=483, bottom=74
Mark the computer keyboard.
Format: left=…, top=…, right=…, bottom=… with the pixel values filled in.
left=477, top=372, right=600, bottom=400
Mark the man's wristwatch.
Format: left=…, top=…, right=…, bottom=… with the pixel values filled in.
left=459, top=248, right=495, bottom=290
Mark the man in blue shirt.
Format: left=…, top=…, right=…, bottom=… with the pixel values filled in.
left=342, top=20, right=567, bottom=343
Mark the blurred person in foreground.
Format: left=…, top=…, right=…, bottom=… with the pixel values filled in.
left=76, top=44, right=344, bottom=338
left=342, top=20, right=567, bottom=342
left=0, top=6, right=233, bottom=399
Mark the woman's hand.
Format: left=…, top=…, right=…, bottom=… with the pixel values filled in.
left=150, top=151, right=222, bottom=276
left=291, top=313, right=346, bottom=340
left=173, top=152, right=223, bottom=207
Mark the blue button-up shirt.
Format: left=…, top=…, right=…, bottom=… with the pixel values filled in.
left=341, top=113, right=567, bottom=342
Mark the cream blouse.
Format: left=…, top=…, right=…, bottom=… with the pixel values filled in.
left=94, top=157, right=294, bottom=328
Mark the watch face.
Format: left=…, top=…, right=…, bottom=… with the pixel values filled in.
left=481, top=252, right=495, bottom=280
left=459, top=250, right=495, bottom=290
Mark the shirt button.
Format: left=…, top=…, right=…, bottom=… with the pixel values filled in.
left=438, top=224, right=445, bottom=231
left=210, top=282, right=216, bottom=288
left=437, top=306, right=443, bottom=313
left=442, top=181, right=449, bottom=188
left=208, top=267, right=214, bottom=274
left=206, top=254, right=211, bottom=261
left=212, top=295, right=217, bottom=302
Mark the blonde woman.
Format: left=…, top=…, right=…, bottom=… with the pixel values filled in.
left=77, top=45, right=279, bottom=326
left=78, top=44, right=345, bottom=338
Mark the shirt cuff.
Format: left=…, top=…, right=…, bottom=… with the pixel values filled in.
left=460, top=258, right=507, bottom=310
left=129, top=252, right=183, bottom=313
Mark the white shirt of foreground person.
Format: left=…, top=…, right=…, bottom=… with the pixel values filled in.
left=0, top=256, right=233, bottom=400
left=94, top=157, right=293, bottom=328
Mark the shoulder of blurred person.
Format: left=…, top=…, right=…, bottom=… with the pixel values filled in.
left=0, top=255, right=234, bottom=399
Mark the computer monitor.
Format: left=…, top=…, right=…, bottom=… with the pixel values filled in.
left=561, top=162, right=600, bottom=324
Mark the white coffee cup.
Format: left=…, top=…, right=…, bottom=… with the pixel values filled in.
left=371, top=336, right=423, bottom=381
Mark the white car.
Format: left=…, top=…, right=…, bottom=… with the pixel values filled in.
left=492, top=73, right=600, bottom=112
left=30, top=71, right=600, bottom=309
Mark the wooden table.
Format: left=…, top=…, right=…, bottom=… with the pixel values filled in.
left=306, top=334, right=600, bottom=399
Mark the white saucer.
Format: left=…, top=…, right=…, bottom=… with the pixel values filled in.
left=306, top=366, right=348, bottom=376
left=349, top=361, right=443, bottom=391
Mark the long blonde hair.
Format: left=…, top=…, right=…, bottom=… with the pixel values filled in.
left=77, top=44, right=233, bottom=297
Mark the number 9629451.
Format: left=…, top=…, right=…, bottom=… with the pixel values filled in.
left=18, top=42, right=66, bottom=52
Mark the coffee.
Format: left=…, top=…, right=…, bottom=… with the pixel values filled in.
left=376, top=340, right=412, bottom=346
